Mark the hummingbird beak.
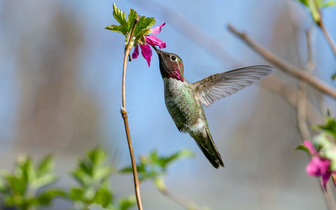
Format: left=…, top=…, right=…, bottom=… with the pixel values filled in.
left=152, top=46, right=162, bottom=54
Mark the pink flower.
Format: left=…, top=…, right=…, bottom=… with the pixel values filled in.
left=132, top=23, right=166, bottom=67
left=303, top=140, right=336, bottom=191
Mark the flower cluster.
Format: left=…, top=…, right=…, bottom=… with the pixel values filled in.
left=301, top=135, right=336, bottom=190
left=106, top=3, right=166, bottom=67
left=132, top=23, right=166, bottom=66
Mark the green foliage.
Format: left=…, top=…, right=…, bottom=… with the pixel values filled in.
left=0, top=155, right=65, bottom=210
left=112, top=3, right=128, bottom=34
left=69, top=148, right=135, bottom=210
left=120, top=149, right=194, bottom=190
left=296, top=0, right=336, bottom=23
left=88, top=197, right=136, bottom=210
left=133, top=16, right=155, bottom=41
left=298, top=116, right=336, bottom=172
left=87, top=196, right=136, bottom=210
left=89, top=203, right=109, bottom=210
left=117, top=196, right=137, bottom=210
left=69, top=148, right=114, bottom=209
left=295, top=144, right=310, bottom=153
left=297, top=116, right=336, bottom=154
left=0, top=148, right=192, bottom=209
left=315, top=115, right=336, bottom=141
left=105, top=3, right=156, bottom=47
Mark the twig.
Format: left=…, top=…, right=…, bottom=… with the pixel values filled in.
left=286, top=2, right=314, bottom=140
left=227, top=24, right=336, bottom=99
left=324, top=185, right=336, bottom=210
left=120, top=16, right=143, bottom=210
left=297, top=26, right=314, bottom=141
left=296, top=21, right=336, bottom=210
left=317, top=13, right=336, bottom=60
left=159, top=188, right=200, bottom=210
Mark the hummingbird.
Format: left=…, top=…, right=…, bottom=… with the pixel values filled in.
left=153, top=46, right=273, bottom=168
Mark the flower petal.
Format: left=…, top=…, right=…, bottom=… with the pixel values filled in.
left=140, top=44, right=152, bottom=67
left=132, top=44, right=140, bottom=59
left=303, top=140, right=318, bottom=155
left=150, top=22, right=166, bottom=35
left=306, top=157, right=331, bottom=176
left=146, top=35, right=166, bottom=49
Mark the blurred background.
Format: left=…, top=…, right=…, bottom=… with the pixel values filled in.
left=1, top=0, right=336, bottom=209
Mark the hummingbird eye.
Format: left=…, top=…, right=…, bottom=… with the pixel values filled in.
left=171, top=55, right=176, bottom=61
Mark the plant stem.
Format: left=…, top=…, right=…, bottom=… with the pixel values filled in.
left=227, top=24, right=336, bottom=99
left=120, top=16, right=143, bottom=210
left=324, top=185, right=336, bottom=210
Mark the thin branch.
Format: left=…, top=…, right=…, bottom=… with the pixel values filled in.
left=297, top=21, right=336, bottom=210
left=296, top=65, right=311, bottom=138
left=324, top=185, right=336, bottom=210
left=227, top=24, right=336, bottom=99
left=120, top=16, right=143, bottom=210
left=159, top=188, right=200, bottom=210
left=286, top=1, right=313, bottom=140
left=318, top=15, right=336, bottom=60
left=297, top=26, right=315, bottom=141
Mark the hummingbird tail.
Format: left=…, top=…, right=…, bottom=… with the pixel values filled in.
left=196, top=130, right=224, bottom=169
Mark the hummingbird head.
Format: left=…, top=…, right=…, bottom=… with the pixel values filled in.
left=153, top=46, right=185, bottom=82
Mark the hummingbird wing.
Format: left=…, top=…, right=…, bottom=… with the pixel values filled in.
left=193, top=65, right=273, bottom=107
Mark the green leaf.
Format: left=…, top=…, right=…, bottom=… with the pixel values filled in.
left=120, top=149, right=194, bottom=183
left=71, top=169, right=92, bottom=187
left=153, top=177, right=166, bottom=191
left=119, top=196, right=136, bottom=210
left=296, top=0, right=321, bottom=23
left=158, top=149, right=195, bottom=168
left=105, top=25, right=127, bottom=37
left=6, top=176, right=27, bottom=195
left=128, top=9, right=138, bottom=33
left=70, top=187, right=84, bottom=201
left=149, top=150, right=158, bottom=161
left=119, top=164, right=146, bottom=174
left=330, top=160, right=336, bottom=171
left=93, top=166, right=113, bottom=182
left=296, top=0, right=336, bottom=21
left=113, top=3, right=128, bottom=33
left=17, top=156, right=36, bottom=184
left=32, top=173, right=58, bottom=189
left=5, top=196, right=25, bottom=207
left=88, top=148, right=107, bottom=167
left=79, top=159, right=93, bottom=175
left=92, top=186, right=113, bottom=208
left=37, top=155, right=54, bottom=175
left=89, top=203, right=109, bottom=210
left=35, top=189, right=67, bottom=205
left=0, top=177, right=7, bottom=193
left=296, top=144, right=310, bottom=153
left=315, top=116, right=336, bottom=140
left=320, top=0, right=336, bottom=7
left=134, top=16, right=156, bottom=39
